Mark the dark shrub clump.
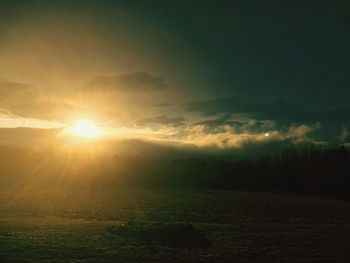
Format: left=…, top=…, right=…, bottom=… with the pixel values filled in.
left=108, top=221, right=211, bottom=248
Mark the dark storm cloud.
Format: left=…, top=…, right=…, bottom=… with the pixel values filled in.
left=184, top=96, right=350, bottom=123
left=86, top=72, right=166, bottom=93
left=137, top=115, right=186, bottom=126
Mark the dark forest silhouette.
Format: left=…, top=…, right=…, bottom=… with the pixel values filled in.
left=0, top=145, right=349, bottom=200
left=110, top=146, right=350, bottom=199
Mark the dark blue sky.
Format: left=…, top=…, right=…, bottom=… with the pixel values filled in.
left=116, top=1, right=350, bottom=107
left=2, top=0, right=349, bottom=106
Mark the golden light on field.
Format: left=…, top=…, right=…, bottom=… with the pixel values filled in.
left=69, top=119, right=104, bottom=138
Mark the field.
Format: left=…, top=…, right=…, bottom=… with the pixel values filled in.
left=0, top=188, right=349, bottom=262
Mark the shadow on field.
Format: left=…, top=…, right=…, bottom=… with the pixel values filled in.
left=107, top=221, right=211, bottom=248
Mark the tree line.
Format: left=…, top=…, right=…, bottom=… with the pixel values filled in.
left=0, top=145, right=348, bottom=199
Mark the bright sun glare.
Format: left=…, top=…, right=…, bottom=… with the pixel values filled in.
left=69, top=119, right=104, bottom=138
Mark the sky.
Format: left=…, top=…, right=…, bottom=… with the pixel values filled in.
left=0, top=0, right=349, bottom=152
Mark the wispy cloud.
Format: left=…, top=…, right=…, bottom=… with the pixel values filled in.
left=103, top=120, right=321, bottom=150
left=137, top=115, right=186, bottom=127
left=0, top=109, right=66, bottom=129
left=338, top=126, right=349, bottom=143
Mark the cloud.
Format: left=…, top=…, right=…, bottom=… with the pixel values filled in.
left=183, top=96, right=304, bottom=117
left=285, top=123, right=320, bottom=143
left=0, top=80, right=37, bottom=103
left=0, top=80, right=71, bottom=119
left=0, top=80, right=31, bottom=90
left=338, top=126, right=349, bottom=143
left=0, top=79, right=115, bottom=120
left=1, top=99, right=81, bottom=120
left=86, top=72, right=166, bottom=93
left=181, top=124, right=281, bottom=149
left=183, top=96, right=350, bottom=123
left=177, top=122, right=319, bottom=149
left=151, top=103, right=172, bottom=107
left=195, top=115, right=276, bottom=133
left=129, top=116, right=320, bottom=149
left=184, top=96, right=242, bottom=116
left=0, top=74, right=169, bottom=124
left=0, top=108, right=65, bottom=129
left=137, top=115, right=186, bottom=126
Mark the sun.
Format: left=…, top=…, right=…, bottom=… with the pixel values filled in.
left=69, top=119, right=104, bottom=138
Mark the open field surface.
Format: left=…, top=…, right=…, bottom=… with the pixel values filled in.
left=0, top=188, right=349, bottom=262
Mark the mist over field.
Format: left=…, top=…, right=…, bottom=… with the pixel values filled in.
left=0, top=127, right=348, bottom=200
